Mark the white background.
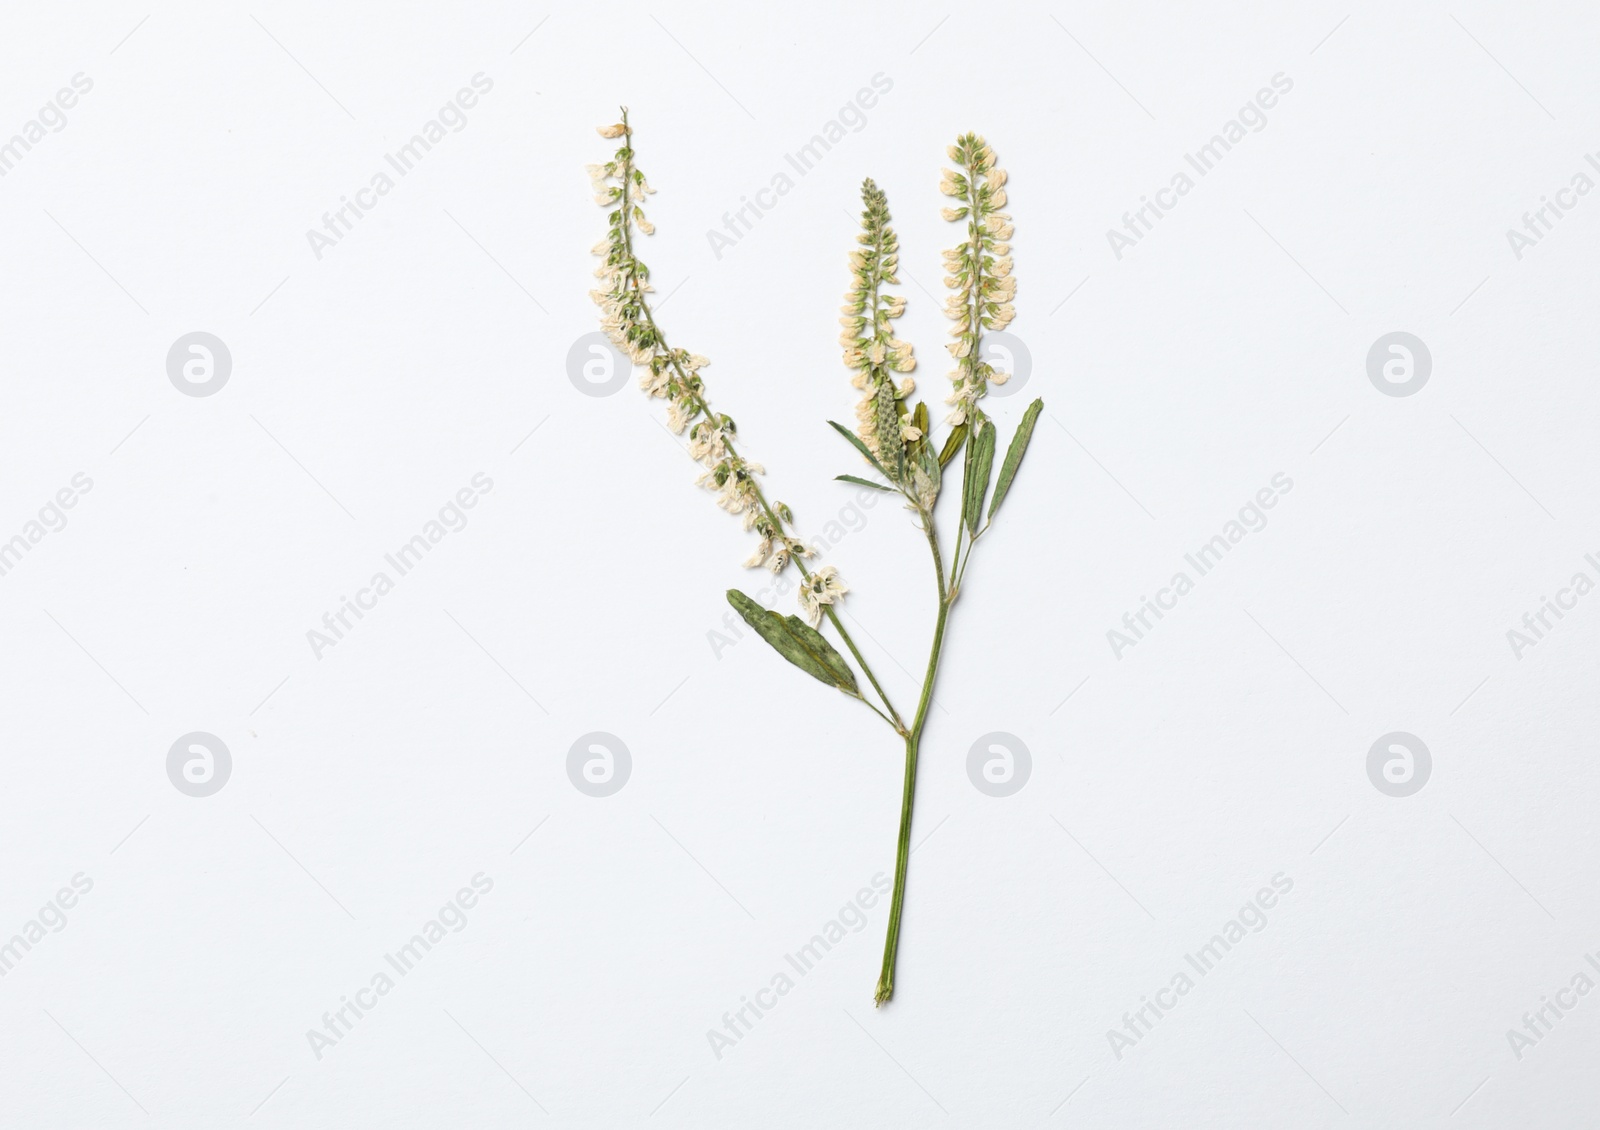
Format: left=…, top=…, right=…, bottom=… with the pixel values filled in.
left=0, top=0, right=1595, bottom=1126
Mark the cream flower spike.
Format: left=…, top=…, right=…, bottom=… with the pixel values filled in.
left=840, top=178, right=924, bottom=480
left=939, top=132, right=1016, bottom=432
left=587, top=108, right=809, bottom=573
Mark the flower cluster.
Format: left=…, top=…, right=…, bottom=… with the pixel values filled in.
left=939, top=134, right=1016, bottom=427
left=588, top=112, right=820, bottom=590
left=840, top=179, right=919, bottom=474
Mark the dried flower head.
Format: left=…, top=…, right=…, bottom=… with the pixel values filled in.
left=588, top=109, right=834, bottom=604
left=940, top=133, right=1016, bottom=429
left=840, top=180, right=921, bottom=478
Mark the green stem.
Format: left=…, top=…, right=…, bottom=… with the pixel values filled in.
left=947, top=516, right=966, bottom=597
left=955, top=524, right=984, bottom=594
left=875, top=515, right=951, bottom=1005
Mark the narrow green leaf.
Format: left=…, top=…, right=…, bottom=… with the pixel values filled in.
left=828, top=420, right=893, bottom=482
left=835, top=474, right=894, bottom=492
left=726, top=590, right=859, bottom=694
left=989, top=398, right=1043, bottom=520
left=938, top=422, right=968, bottom=467
left=781, top=615, right=858, bottom=691
left=912, top=431, right=941, bottom=509
left=961, top=420, right=996, bottom=535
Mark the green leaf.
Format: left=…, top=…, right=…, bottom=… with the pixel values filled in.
left=989, top=398, right=1043, bottom=520
left=911, top=430, right=941, bottom=509
left=726, top=590, right=859, bottom=694
left=961, top=419, right=996, bottom=535
left=780, top=615, right=858, bottom=690
left=835, top=474, right=894, bottom=492
left=938, top=423, right=968, bottom=467
left=828, top=420, right=893, bottom=482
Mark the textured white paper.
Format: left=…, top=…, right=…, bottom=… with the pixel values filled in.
left=0, top=1, right=1593, bottom=1126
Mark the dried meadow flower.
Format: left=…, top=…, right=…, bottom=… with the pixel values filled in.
left=588, top=114, right=1046, bottom=1008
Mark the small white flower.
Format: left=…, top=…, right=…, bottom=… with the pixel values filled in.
left=798, top=566, right=849, bottom=626
left=717, top=485, right=747, bottom=514
left=688, top=426, right=725, bottom=465
left=640, top=367, right=668, bottom=397
left=597, top=122, right=628, bottom=138
left=743, top=540, right=772, bottom=568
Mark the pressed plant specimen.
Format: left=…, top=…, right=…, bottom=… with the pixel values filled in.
left=588, top=110, right=1042, bottom=1004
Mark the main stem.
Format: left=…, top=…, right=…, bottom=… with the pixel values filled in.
left=875, top=517, right=951, bottom=1005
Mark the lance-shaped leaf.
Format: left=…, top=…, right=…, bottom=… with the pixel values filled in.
left=835, top=474, right=894, bottom=492
left=938, top=422, right=968, bottom=467
left=910, top=430, right=941, bottom=510
left=989, top=398, right=1043, bottom=520
left=828, top=420, right=895, bottom=483
left=726, top=589, right=859, bottom=694
left=961, top=418, right=996, bottom=535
